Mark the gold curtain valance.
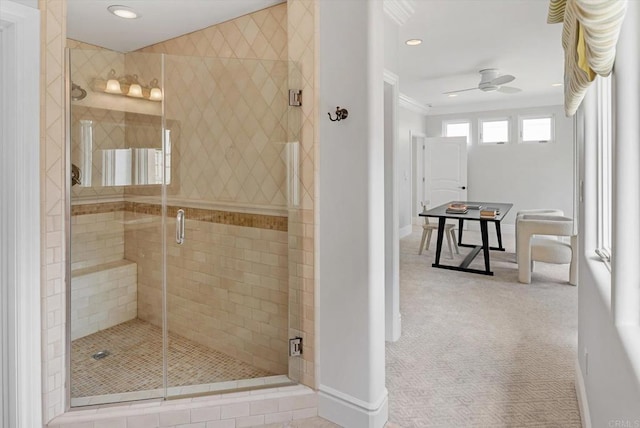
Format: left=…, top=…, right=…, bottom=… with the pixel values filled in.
left=548, top=0, right=627, bottom=115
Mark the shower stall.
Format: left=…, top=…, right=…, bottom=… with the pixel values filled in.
left=67, top=47, right=302, bottom=407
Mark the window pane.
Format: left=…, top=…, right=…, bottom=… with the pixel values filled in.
left=445, top=122, right=470, bottom=143
left=481, top=120, right=508, bottom=143
left=522, top=117, right=552, bottom=141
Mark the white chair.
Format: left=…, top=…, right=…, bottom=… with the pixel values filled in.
left=419, top=216, right=459, bottom=259
left=515, top=209, right=565, bottom=260
left=516, top=214, right=577, bottom=285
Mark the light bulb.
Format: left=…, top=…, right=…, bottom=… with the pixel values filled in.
left=149, top=87, right=163, bottom=101
left=127, top=83, right=143, bottom=98
left=105, top=79, right=122, bottom=94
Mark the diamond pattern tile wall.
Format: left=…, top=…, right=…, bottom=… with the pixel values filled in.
left=138, top=4, right=288, bottom=61
left=41, top=0, right=67, bottom=422
left=159, top=55, right=289, bottom=207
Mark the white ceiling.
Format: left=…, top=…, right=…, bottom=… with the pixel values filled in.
left=66, top=0, right=565, bottom=113
left=66, top=0, right=285, bottom=53
left=397, top=0, right=565, bottom=114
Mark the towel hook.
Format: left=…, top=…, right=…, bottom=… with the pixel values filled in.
left=328, top=106, right=348, bottom=122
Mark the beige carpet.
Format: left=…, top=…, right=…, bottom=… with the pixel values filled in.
left=386, top=227, right=582, bottom=428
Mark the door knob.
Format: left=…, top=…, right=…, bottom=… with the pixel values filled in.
left=460, top=186, right=466, bottom=190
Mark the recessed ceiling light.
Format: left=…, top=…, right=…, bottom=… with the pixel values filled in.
left=108, top=5, right=139, bottom=19
left=551, top=82, right=563, bottom=87
left=448, top=94, right=458, bottom=98
left=405, top=39, right=422, bottom=46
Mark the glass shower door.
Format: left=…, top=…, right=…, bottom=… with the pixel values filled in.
left=162, top=54, right=293, bottom=397
left=68, top=48, right=166, bottom=406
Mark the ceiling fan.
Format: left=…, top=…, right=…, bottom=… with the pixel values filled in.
left=443, top=69, right=522, bottom=95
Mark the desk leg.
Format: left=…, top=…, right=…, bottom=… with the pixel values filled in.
left=457, top=219, right=464, bottom=245
left=495, top=221, right=504, bottom=250
left=480, top=219, right=491, bottom=273
left=433, top=217, right=446, bottom=266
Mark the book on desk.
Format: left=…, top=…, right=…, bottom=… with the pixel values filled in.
left=446, top=203, right=468, bottom=214
left=479, top=207, right=500, bottom=218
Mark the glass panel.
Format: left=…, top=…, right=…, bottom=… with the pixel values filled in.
left=162, top=55, right=295, bottom=397
left=445, top=122, right=470, bottom=143
left=522, top=117, right=552, bottom=141
left=481, top=119, right=509, bottom=143
left=68, top=48, right=165, bottom=407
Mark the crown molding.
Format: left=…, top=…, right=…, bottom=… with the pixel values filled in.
left=399, top=93, right=431, bottom=115
left=383, top=0, right=416, bottom=26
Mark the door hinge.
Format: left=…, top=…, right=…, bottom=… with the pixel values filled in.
left=289, top=89, right=302, bottom=106
left=289, top=337, right=303, bottom=356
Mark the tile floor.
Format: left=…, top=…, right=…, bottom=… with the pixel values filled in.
left=71, top=318, right=286, bottom=405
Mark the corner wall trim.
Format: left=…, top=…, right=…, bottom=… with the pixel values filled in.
left=399, top=93, right=430, bottom=115
left=383, top=0, right=416, bottom=26
left=0, top=2, right=42, bottom=427
left=318, top=385, right=388, bottom=428
left=575, top=358, right=592, bottom=428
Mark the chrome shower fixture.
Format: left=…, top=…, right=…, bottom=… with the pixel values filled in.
left=71, top=82, right=87, bottom=101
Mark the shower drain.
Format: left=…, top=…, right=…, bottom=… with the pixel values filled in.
left=92, top=350, right=110, bottom=360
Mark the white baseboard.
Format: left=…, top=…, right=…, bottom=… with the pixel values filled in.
left=399, top=224, right=412, bottom=238
left=318, top=386, right=388, bottom=428
left=575, top=358, right=592, bottom=428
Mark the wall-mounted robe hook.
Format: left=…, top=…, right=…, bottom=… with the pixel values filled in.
left=328, top=106, right=348, bottom=122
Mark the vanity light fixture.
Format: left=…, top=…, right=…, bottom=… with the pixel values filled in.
left=149, top=79, right=163, bottom=101
left=104, top=69, right=121, bottom=94
left=92, top=69, right=162, bottom=102
left=405, top=39, right=423, bottom=46
left=448, top=94, right=458, bottom=98
left=551, top=82, right=563, bottom=87
left=127, top=75, right=143, bottom=98
left=107, top=5, right=139, bottom=19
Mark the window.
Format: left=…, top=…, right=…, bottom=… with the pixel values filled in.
left=519, top=115, right=555, bottom=143
left=443, top=120, right=470, bottom=144
left=595, top=75, right=612, bottom=265
left=479, top=118, right=509, bottom=144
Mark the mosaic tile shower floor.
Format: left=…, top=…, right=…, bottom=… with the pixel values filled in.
left=71, top=318, right=277, bottom=399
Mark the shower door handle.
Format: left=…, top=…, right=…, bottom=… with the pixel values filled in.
left=176, top=209, right=185, bottom=245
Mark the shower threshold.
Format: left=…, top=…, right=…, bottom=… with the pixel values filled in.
left=71, top=319, right=292, bottom=407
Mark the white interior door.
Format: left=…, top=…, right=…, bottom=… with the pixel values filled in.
left=424, top=137, right=467, bottom=208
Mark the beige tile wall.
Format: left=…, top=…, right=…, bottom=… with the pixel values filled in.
left=159, top=55, right=290, bottom=206
left=40, top=0, right=67, bottom=422
left=138, top=4, right=288, bottom=61
left=70, top=210, right=125, bottom=270
left=70, top=260, right=137, bottom=340
left=126, top=211, right=290, bottom=375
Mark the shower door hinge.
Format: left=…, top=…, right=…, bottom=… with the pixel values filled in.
left=289, top=89, right=302, bottom=107
left=289, top=337, right=303, bottom=356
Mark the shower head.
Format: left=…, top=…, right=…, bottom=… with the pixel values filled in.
left=71, top=82, right=87, bottom=101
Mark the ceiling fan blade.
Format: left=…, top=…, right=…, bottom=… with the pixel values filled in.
left=497, top=86, right=522, bottom=94
left=442, top=87, right=478, bottom=95
left=491, top=74, right=515, bottom=86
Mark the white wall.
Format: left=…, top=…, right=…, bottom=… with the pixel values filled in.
left=383, top=13, right=398, bottom=74
left=399, top=106, right=426, bottom=230
left=318, top=1, right=388, bottom=426
left=576, top=3, right=640, bottom=427
left=7, top=0, right=37, bottom=8
left=426, top=105, right=573, bottom=225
